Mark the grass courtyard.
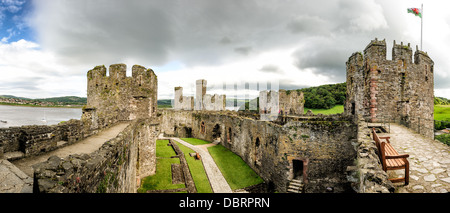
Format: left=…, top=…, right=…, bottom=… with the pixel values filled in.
left=137, top=140, right=185, bottom=192
left=304, top=105, right=344, bottom=115
left=138, top=138, right=263, bottom=193
left=208, top=144, right=263, bottom=190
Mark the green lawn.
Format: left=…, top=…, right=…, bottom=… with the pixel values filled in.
left=138, top=139, right=213, bottom=193
left=304, top=105, right=344, bottom=115
left=180, top=138, right=211, bottom=145
left=175, top=141, right=213, bottom=193
left=208, top=144, right=264, bottom=190
left=434, top=105, right=450, bottom=121
left=138, top=140, right=185, bottom=193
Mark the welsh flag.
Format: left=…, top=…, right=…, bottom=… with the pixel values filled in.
left=407, top=8, right=422, bottom=18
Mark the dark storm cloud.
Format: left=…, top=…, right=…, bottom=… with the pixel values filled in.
left=29, top=0, right=177, bottom=67
left=234, top=46, right=252, bottom=55
left=278, top=79, right=310, bottom=91
left=259, top=65, right=283, bottom=74
left=21, top=0, right=450, bottom=99
left=292, top=39, right=350, bottom=82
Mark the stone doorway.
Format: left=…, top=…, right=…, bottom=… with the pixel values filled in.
left=212, top=124, right=221, bottom=142
left=293, top=159, right=304, bottom=180
left=289, top=157, right=308, bottom=184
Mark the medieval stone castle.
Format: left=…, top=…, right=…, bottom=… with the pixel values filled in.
left=0, top=38, right=434, bottom=193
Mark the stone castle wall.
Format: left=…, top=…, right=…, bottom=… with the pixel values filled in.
left=0, top=119, right=85, bottom=159
left=194, top=79, right=226, bottom=111
left=345, top=38, right=434, bottom=138
left=345, top=115, right=395, bottom=193
left=159, top=109, right=357, bottom=192
left=84, top=64, right=158, bottom=130
left=279, top=89, right=304, bottom=115
left=33, top=118, right=159, bottom=193
left=174, top=87, right=194, bottom=110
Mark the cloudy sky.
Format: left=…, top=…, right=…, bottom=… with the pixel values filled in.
left=1, top=0, right=449, bottom=100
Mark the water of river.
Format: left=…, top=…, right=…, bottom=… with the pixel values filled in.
left=0, top=105, right=82, bottom=128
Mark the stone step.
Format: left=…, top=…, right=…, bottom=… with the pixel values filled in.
left=287, top=188, right=300, bottom=193
left=290, top=179, right=303, bottom=183
left=289, top=182, right=303, bottom=187
left=287, top=179, right=304, bottom=193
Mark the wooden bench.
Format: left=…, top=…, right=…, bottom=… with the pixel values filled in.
left=372, top=128, right=410, bottom=185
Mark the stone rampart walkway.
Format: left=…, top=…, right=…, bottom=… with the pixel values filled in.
left=378, top=123, right=450, bottom=193
left=160, top=136, right=233, bottom=193
left=0, top=122, right=130, bottom=193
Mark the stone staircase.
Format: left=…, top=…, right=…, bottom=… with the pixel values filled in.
left=287, top=179, right=304, bottom=193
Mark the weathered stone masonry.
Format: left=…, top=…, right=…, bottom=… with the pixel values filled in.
left=84, top=64, right=158, bottom=130
left=0, top=119, right=84, bottom=160
left=0, top=63, right=161, bottom=193
left=345, top=38, right=434, bottom=138
left=160, top=109, right=358, bottom=193
left=33, top=119, right=158, bottom=193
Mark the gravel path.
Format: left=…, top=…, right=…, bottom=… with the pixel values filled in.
left=378, top=123, right=450, bottom=193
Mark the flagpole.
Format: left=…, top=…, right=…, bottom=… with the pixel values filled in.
left=421, top=3, right=423, bottom=50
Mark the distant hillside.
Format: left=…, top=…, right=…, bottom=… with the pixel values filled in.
left=0, top=95, right=87, bottom=107
left=157, top=99, right=172, bottom=108
left=435, top=97, right=450, bottom=105
left=0, top=95, right=31, bottom=100
left=35, top=96, right=87, bottom=105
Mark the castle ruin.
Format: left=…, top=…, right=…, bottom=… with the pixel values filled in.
left=83, top=64, right=158, bottom=131
left=259, top=89, right=305, bottom=121
left=174, top=86, right=194, bottom=110
left=2, top=38, right=434, bottom=194
left=173, top=79, right=226, bottom=111
left=345, top=38, right=434, bottom=138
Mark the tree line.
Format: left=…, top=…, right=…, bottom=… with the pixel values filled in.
left=294, top=82, right=346, bottom=109
left=435, top=97, right=450, bottom=105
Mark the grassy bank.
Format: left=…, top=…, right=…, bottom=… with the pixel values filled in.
left=180, top=138, right=211, bottom=145
left=176, top=141, right=212, bottom=193
left=138, top=139, right=213, bottom=193
left=304, top=105, right=344, bottom=115
left=435, top=105, right=450, bottom=121
left=208, top=144, right=263, bottom=190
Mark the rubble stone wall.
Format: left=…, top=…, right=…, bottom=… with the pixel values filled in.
left=345, top=115, right=395, bottom=193
left=33, top=118, right=158, bottom=193
left=159, top=109, right=358, bottom=192
left=0, top=119, right=84, bottom=159
left=174, top=87, right=194, bottom=110
left=84, top=64, right=158, bottom=130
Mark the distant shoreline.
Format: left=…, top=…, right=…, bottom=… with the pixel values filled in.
left=0, top=102, right=83, bottom=109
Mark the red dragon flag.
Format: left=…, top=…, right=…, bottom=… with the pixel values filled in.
left=408, top=4, right=424, bottom=50
left=407, top=7, right=422, bottom=18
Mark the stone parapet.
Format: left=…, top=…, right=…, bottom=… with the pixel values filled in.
left=33, top=118, right=159, bottom=193
left=346, top=115, right=395, bottom=193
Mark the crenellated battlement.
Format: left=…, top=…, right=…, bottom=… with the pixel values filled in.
left=346, top=38, right=434, bottom=138
left=87, top=64, right=156, bottom=87
left=362, top=38, right=433, bottom=65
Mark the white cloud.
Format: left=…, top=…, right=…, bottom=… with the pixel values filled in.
left=157, top=47, right=329, bottom=99
left=0, top=39, right=87, bottom=98
left=1, top=0, right=25, bottom=13
left=0, top=0, right=447, bottom=100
